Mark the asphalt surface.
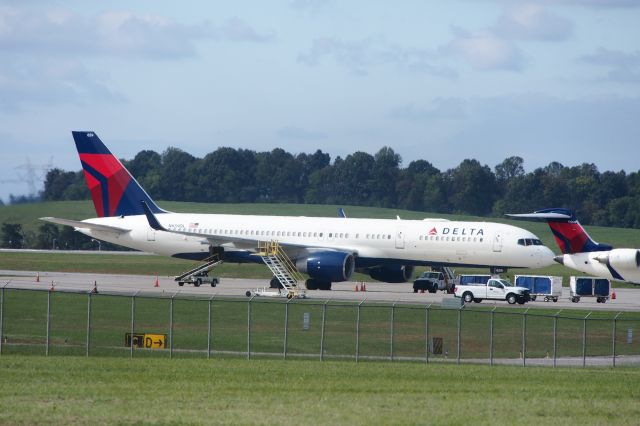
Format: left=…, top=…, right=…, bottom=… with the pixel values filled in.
left=2, top=269, right=639, bottom=311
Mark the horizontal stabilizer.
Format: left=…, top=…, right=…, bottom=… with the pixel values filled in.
left=506, top=212, right=572, bottom=221
left=40, top=217, right=130, bottom=234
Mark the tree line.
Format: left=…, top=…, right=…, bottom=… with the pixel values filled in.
left=36, top=145, right=640, bottom=228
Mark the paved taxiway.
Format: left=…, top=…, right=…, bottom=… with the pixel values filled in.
left=2, top=269, right=639, bottom=311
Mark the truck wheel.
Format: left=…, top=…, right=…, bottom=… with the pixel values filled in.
left=178, top=282, right=184, bottom=287
left=553, top=297, right=558, bottom=302
left=463, top=292, right=474, bottom=303
left=531, top=296, right=537, bottom=302
left=211, top=279, right=218, bottom=287
left=517, top=299, right=526, bottom=305
left=194, top=278, right=201, bottom=287
left=413, top=287, right=418, bottom=293
left=245, top=291, right=251, bottom=297
left=544, top=296, right=549, bottom=302
left=506, top=294, right=517, bottom=305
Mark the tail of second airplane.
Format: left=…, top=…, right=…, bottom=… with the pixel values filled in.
left=507, top=208, right=613, bottom=254
left=72, top=131, right=165, bottom=217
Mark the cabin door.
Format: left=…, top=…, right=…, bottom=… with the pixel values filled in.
left=492, top=233, right=502, bottom=252
left=395, top=227, right=405, bottom=249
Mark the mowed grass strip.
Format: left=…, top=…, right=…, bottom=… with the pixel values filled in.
left=0, top=356, right=639, bottom=425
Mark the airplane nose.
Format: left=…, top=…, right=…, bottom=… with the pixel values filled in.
left=538, top=246, right=556, bottom=267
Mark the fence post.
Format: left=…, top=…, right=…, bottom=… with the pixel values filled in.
left=553, top=310, right=561, bottom=368
left=613, top=312, right=622, bottom=367
left=320, top=299, right=329, bottom=361
left=456, top=306, right=461, bottom=364
left=390, top=302, right=396, bottom=362
left=0, top=285, right=6, bottom=356
left=490, top=307, right=496, bottom=366
left=356, top=300, right=364, bottom=363
left=169, top=294, right=175, bottom=359
left=425, top=304, right=431, bottom=364
left=130, top=292, right=136, bottom=359
left=247, top=295, right=255, bottom=360
left=583, top=312, right=592, bottom=368
left=46, top=289, right=51, bottom=356
left=207, top=296, right=214, bottom=360
left=522, top=308, right=529, bottom=367
left=86, top=292, right=92, bottom=357
left=283, top=298, right=291, bottom=359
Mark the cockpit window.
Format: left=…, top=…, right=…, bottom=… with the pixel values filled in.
left=517, top=238, right=543, bottom=246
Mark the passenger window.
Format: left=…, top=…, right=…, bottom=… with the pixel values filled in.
left=314, top=232, right=317, bottom=237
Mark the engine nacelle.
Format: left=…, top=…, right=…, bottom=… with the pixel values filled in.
left=367, top=265, right=415, bottom=283
left=604, top=249, right=640, bottom=270
left=296, top=251, right=355, bottom=282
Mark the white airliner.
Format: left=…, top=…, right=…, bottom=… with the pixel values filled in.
left=508, top=208, right=640, bottom=284
left=41, top=131, right=555, bottom=290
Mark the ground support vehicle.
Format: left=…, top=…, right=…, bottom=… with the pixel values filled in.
left=413, top=271, right=445, bottom=293
left=177, top=271, right=219, bottom=287
left=569, top=276, right=611, bottom=303
left=514, top=275, right=562, bottom=302
left=454, top=277, right=531, bottom=305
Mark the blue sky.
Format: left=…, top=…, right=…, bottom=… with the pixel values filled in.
left=1, top=0, right=639, bottom=201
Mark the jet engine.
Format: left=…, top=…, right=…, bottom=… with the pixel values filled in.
left=595, top=249, right=640, bottom=270
left=296, top=251, right=355, bottom=282
left=367, top=265, right=415, bottom=283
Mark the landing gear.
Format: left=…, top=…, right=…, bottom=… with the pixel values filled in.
left=305, top=279, right=332, bottom=290
left=270, top=277, right=284, bottom=289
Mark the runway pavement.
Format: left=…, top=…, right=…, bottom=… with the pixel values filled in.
left=2, top=269, right=639, bottom=311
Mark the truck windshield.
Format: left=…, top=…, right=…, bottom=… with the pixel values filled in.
left=422, top=273, right=440, bottom=279
left=497, top=279, right=514, bottom=287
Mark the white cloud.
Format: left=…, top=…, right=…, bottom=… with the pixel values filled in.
left=493, top=3, right=573, bottom=41
left=0, top=7, right=274, bottom=59
left=580, top=48, right=640, bottom=84
left=443, top=29, right=523, bottom=71
left=298, top=37, right=457, bottom=77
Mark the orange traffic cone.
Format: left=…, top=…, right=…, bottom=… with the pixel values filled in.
left=154, top=274, right=159, bottom=288
left=612, top=291, right=616, bottom=300
left=92, top=281, right=98, bottom=294
left=36, top=272, right=40, bottom=282
left=355, top=283, right=359, bottom=292
left=50, top=281, right=55, bottom=292
left=362, top=283, right=367, bottom=292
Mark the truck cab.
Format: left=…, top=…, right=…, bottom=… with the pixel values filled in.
left=413, top=271, right=445, bottom=293
left=455, top=278, right=530, bottom=305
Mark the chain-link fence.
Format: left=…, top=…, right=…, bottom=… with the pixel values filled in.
left=1, top=286, right=639, bottom=367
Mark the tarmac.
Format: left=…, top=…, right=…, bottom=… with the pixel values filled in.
left=2, top=269, right=639, bottom=311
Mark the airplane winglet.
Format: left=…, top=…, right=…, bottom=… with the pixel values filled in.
left=338, top=208, right=347, bottom=218
left=142, top=201, right=165, bottom=231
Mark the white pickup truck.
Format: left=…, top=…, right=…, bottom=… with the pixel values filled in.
left=454, top=278, right=531, bottom=305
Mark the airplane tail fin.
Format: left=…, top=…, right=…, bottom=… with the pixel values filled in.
left=507, top=208, right=612, bottom=254
left=72, top=131, right=165, bottom=217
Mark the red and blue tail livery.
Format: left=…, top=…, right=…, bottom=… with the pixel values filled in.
left=73, top=131, right=165, bottom=217
left=507, top=208, right=612, bottom=254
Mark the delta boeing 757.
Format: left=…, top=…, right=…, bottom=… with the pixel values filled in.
left=41, top=131, right=555, bottom=290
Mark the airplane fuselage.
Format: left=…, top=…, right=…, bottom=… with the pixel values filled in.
left=78, top=213, right=555, bottom=270
left=558, top=251, right=640, bottom=284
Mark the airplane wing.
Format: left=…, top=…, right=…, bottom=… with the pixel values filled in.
left=140, top=201, right=358, bottom=254
left=40, top=217, right=131, bottom=234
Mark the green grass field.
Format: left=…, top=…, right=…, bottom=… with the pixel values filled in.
left=2, top=288, right=639, bottom=362
left=0, top=356, right=639, bottom=425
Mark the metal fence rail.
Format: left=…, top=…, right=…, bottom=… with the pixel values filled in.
left=0, top=286, right=638, bottom=367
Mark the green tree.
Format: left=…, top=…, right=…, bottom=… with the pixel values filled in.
left=447, top=159, right=497, bottom=215
left=1, top=223, right=23, bottom=248
left=371, top=147, right=401, bottom=208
